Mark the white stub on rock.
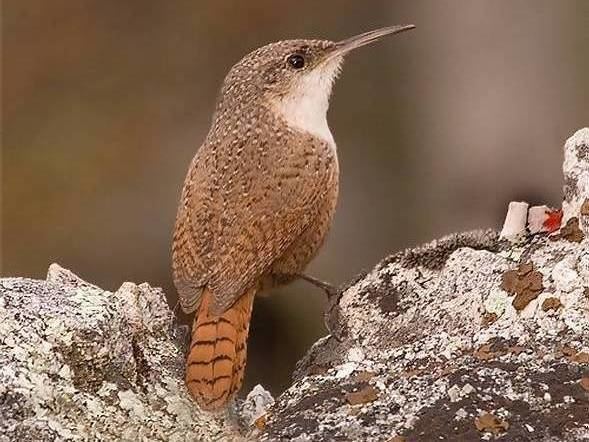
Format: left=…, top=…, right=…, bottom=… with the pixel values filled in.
left=562, top=127, right=589, bottom=236
left=527, top=205, right=551, bottom=234
left=500, top=201, right=529, bottom=240
left=241, top=384, right=275, bottom=427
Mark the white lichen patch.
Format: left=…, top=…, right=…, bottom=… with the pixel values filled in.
left=562, top=128, right=589, bottom=231
left=0, top=266, right=234, bottom=441
left=484, top=288, right=510, bottom=317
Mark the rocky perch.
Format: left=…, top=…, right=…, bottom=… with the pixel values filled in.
left=1, top=128, right=588, bottom=442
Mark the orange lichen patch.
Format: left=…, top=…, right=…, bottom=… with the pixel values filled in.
left=541, top=297, right=563, bottom=312
left=580, top=377, right=589, bottom=392
left=561, top=217, right=584, bottom=243
left=474, top=343, right=501, bottom=361
left=352, top=371, right=377, bottom=382
left=500, top=263, right=544, bottom=311
left=402, top=368, right=426, bottom=378
left=557, top=345, right=589, bottom=363
left=581, top=199, right=589, bottom=216
left=345, top=385, right=379, bottom=405
left=438, top=366, right=455, bottom=378
left=475, top=413, right=509, bottom=434
left=507, top=345, right=526, bottom=355
left=254, top=415, right=267, bottom=430
left=482, top=312, right=498, bottom=326
left=474, top=341, right=526, bottom=362
left=559, top=344, right=578, bottom=359
left=308, top=365, right=329, bottom=375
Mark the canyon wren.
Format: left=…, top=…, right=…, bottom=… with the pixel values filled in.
left=172, top=25, right=415, bottom=410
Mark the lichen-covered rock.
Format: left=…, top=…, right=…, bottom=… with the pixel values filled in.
left=260, top=128, right=589, bottom=442
left=261, top=234, right=589, bottom=442
left=563, top=128, right=589, bottom=237
left=0, top=265, right=237, bottom=441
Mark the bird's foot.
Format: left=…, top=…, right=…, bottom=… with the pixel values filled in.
left=295, top=273, right=347, bottom=342
left=297, top=273, right=340, bottom=299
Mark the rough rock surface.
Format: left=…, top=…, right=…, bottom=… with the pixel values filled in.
left=1, top=128, right=588, bottom=442
left=259, top=128, right=589, bottom=442
left=0, top=266, right=236, bottom=441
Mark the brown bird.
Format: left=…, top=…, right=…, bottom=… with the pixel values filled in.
left=172, top=25, right=415, bottom=410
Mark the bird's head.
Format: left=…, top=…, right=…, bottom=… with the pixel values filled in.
left=215, top=25, right=415, bottom=141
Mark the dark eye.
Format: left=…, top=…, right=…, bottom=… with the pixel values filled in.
left=286, top=54, right=305, bottom=69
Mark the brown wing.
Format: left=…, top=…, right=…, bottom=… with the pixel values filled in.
left=172, top=129, right=336, bottom=315
left=172, top=153, right=214, bottom=313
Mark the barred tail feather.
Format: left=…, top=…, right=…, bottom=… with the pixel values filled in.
left=185, top=287, right=255, bottom=410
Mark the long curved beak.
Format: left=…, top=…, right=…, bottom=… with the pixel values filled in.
left=329, top=24, right=415, bottom=59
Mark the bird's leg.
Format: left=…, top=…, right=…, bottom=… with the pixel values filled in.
left=280, top=273, right=345, bottom=342
left=296, top=273, right=340, bottom=299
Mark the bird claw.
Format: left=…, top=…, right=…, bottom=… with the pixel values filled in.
left=296, top=273, right=346, bottom=341
left=324, top=291, right=347, bottom=342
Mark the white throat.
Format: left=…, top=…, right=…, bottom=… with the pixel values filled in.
left=272, top=59, right=341, bottom=148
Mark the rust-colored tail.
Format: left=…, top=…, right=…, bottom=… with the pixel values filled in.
left=186, top=288, right=255, bottom=410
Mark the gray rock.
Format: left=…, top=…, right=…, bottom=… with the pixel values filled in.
left=0, top=266, right=238, bottom=441
left=1, top=128, right=588, bottom=441
left=261, top=128, right=589, bottom=442
left=563, top=128, right=589, bottom=235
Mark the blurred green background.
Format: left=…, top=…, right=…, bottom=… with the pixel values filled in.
left=2, top=0, right=589, bottom=396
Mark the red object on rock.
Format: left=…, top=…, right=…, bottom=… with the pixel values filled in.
left=543, top=209, right=563, bottom=233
